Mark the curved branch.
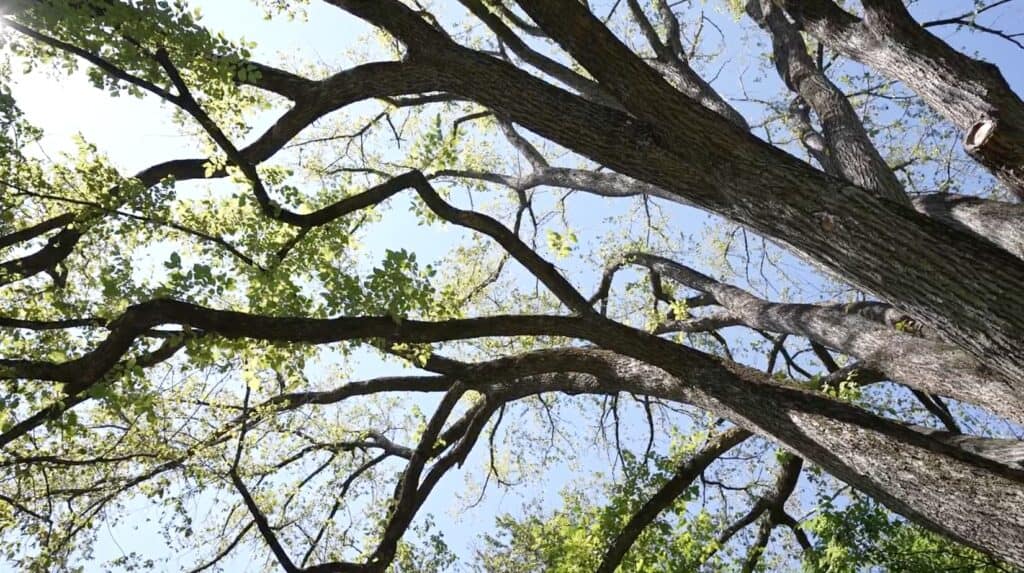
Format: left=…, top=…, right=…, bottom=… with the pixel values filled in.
left=0, top=213, right=76, bottom=250
left=229, top=387, right=301, bottom=573
left=704, top=455, right=804, bottom=565
left=455, top=0, right=616, bottom=106
left=449, top=346, right=1024, bottom=564
left=0, top=227, right=81, bottom=287
left=596, top=426, right=751, bottom=573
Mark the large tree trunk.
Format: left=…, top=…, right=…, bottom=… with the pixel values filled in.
left=488, top=1, right=1024, bottom=387
left=776, top=0, right=1024, bottom=198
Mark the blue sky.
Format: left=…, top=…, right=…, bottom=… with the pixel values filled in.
left=7, top=0, right=1024, bottom=570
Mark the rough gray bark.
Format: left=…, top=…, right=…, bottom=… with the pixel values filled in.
left=912, top=193, right=1024, bottom=260
left=786, top=96, right=842, bottom=176
left=910, top=425, right=1024, bottom=469
left=747, top=0, right=906, bottom=203
left=776, top=0, right=1024, bottom=197
left=630, top=253, right=1024, bottom=423
left=472, top=0, right=1024, bottom=395
left=466, top=346, right=1024, bottom=566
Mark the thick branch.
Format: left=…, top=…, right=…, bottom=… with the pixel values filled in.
left=912, top=193, right=1024, bottom=260
left=627, top=253, right=1023, bottom=423
left=777, top=0, right=1024, bottom=197
left=746, top=0, right=906, bottom=203
left=451, top=346, right=1024, bottom=565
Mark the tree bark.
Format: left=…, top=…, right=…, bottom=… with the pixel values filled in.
left=912, top=193, right=1024, bottom=260
left=8, top=1, right=1024, bottom=568
left=468, top=346, right=1024, bottom=566
left=5, top=296, right=1024, bottom=563
left=479, top=0, right=1024, bottom=389
left=747, top=0, right=906, bottom=203
left=631, top=253, right=1024, bottom=423
left=18, top=0, right=1024, bottom=399
left=775, top=0, right=1024, bottom=198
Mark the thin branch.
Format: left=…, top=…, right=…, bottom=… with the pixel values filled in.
left=228, top=385, right=301, bottom=573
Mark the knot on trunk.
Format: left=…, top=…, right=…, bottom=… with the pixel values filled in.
left=965, top=118, right=998, bottom=152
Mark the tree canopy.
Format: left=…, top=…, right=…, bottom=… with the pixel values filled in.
left=1, top=0, right=1024, bottom=571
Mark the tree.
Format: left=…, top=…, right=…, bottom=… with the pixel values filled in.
left=1, top=0, right=1023, bottom=571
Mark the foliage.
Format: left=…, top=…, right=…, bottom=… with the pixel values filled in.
left=0, top=0, right=1021, bottom=572
left=475, top=450, right=723, bottom=572
left=803, top=495, right=1012, bottom=573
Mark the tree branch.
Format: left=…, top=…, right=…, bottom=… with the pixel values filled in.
left=596, top=426, right=751, bottom=573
